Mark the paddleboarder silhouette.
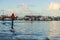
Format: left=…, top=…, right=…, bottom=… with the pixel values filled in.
left=10, top=13, right=15, bottom=33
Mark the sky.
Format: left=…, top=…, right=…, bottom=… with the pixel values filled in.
left=0, top=0, right=60, bottom=17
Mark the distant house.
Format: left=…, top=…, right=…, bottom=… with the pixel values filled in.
left=24, top=15, right=54, bottom=21
left=54, top=17, right=60, bottom=21
left=24, top=15, right=43, bottom=21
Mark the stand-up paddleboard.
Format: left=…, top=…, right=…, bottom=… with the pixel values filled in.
left=10, top=29, right=15, bottom=33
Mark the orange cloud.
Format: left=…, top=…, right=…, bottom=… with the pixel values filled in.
left=47, top=2, right=60, bottom=11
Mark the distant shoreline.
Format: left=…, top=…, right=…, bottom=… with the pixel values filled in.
left=0, top=20, right=59, bottom=21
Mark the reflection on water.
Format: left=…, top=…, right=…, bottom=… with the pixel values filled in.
left=0, top=21, right=60, bottom=40
left=47, top=21, right=60, bottom=39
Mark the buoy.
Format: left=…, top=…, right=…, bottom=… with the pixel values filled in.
left=10, top=29, right=15, bottom=33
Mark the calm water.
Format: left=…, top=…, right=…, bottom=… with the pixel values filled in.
left=0, top=21, right=60, bottom=40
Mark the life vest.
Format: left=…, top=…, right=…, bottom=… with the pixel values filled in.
left=11, top=13, right=15, bottom=19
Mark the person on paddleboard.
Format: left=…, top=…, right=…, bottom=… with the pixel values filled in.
left=10, top=13, right=15, bottom=32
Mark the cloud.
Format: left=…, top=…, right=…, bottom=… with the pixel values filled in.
left=21, top=3, right=29, bottom=12
left=5, top=8, right=30, bottom=17
left=0, top=3, right=36, bottom=17
left=18, top=3, right=35, bottom=12
left=46, top=2, right=60, bottom=16
left=15, top=3, right=36, bottom=16
left=47, top=2, right=60, bottom=11
left=7, top=8, right=19, bottom=13
left=54, top=0, right=60, bottom=3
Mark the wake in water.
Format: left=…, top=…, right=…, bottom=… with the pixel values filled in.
left=1, top=21, right=18, bottom=26
left=1, top=21, right=11, bottom=26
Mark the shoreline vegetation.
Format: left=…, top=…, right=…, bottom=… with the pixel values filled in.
left=0, top=15, right=60, bottom=21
